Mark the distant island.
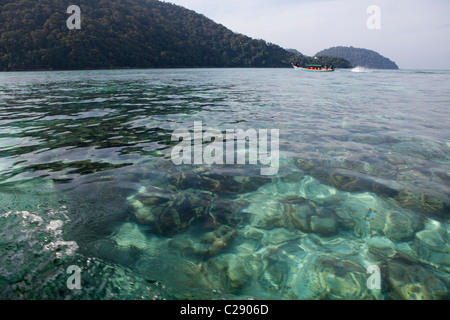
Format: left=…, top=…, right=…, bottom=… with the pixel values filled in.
left=315, top=46, right=399, bottom=69
left=0, top=1, right=396, bottom=71
left=287, top=48, right=353, bottom=69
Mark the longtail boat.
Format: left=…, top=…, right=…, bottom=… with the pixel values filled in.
left=292, top=63, right=335, bottom=72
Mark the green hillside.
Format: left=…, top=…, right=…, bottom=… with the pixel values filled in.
left=0, top=0, right=353, bottom=71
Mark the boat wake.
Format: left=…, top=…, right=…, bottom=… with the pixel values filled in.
left=351, top=66, right=372, bottom=73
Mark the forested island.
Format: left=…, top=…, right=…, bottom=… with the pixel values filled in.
left=315, top=46, right=399, bottom=69
left=0, top=0, right=353, bottom=71
left=287, top=49, right=353, bottom=69
left=0, top=1, right=399, bottom=71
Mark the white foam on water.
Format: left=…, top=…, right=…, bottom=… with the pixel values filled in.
left=1, top=207, right=78, bottom=259
left=351, top=66, right=373, bottom=73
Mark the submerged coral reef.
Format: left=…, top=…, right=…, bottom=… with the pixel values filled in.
left=121, top=160, right=449, bottom=300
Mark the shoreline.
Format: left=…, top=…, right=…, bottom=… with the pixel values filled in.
left=0, top=66, right=413, bottom=73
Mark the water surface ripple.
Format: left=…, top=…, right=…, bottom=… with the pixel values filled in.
left=0, top=69, right=449, bottom=299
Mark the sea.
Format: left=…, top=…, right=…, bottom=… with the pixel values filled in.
left=0, top=68, right=449, bottom=300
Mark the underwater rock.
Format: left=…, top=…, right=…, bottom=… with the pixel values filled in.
left=259, top=247, right=291, bottom=293
left=112, top=222, right=149, bottom=250
left=396, top=169, right=431, bottom=189
left=327, top=169, right=399, bottom=197
left=134, top=207, right=154, bottom=225
left=295, top=158, right=320, bottom=173
left=351, top=134, right=402, bottom=146
left=367, top=236, right=396, bottom=260
left=291, top=255, right=381, bottom=300
left=295, top=149, right=449, bottom=219
left=394, top=140, right=448, bottom=161
left=289, top=255, right=323, bottom=299
left=129, top=184, right=253, bottom=237
left=278, top=170, right=305, bottom=184
left=334, top=206, right=366, bottom=236
left=209, top=198, right=250, bottom=227
left=129, top=186, right=172, bottom=225
left=382, top=153, right=416, bottom=167
left=297, top=175, right=339, bottom=200
left=128, top=187, right=214, bottom=236
left=260, top=228, right=303, bottom=246
left=394, top=190, right=450, bottom=218
left=130, top=183, right=250, bottom=236
left=434, top=170, right=450, bottom=184
left=204, top=226, right=238, bottom=257
left=283, top=197, right=338, bottom=236
left=414, top=220, right=450, bottom=267
left=385, top=259, right=448, bottom=300
left=297, top=155, right=400, bottom=198
left=171, top=168, right=270, bottom=195
left=202, top=253, right=263, bottom=293
left=170, top=225, right=238, bottom=258
left=309, top=211, right=338, bottom=236
left=284, top=196, right=313, bottom=232
left=227, top=254, right=264, bottom=291
left=249, top=201, right=289, bottom=230
left=394, top=242, right=424, bottom=265
left=328, top=170, right=361, bottom=191
left=126, top=167, right=273, bottom=236
left=242, top=226, right=265, bottom=242
left=295, top=158, right=332, bottom=183
left=201, top=254, right=232, bottom=291
left=317, top=260, right=372, bottom=299
left=343, top=158, right=374, bottom=175
left=369, top=209, right=424, bottom=243
left=132, top=186, right=171, bottom=206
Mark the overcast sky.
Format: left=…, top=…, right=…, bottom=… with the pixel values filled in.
left=167, top=0, right=450, bottom=69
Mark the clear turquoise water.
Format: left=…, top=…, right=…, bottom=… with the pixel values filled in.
left=0, top=68, right=449, bottom=299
